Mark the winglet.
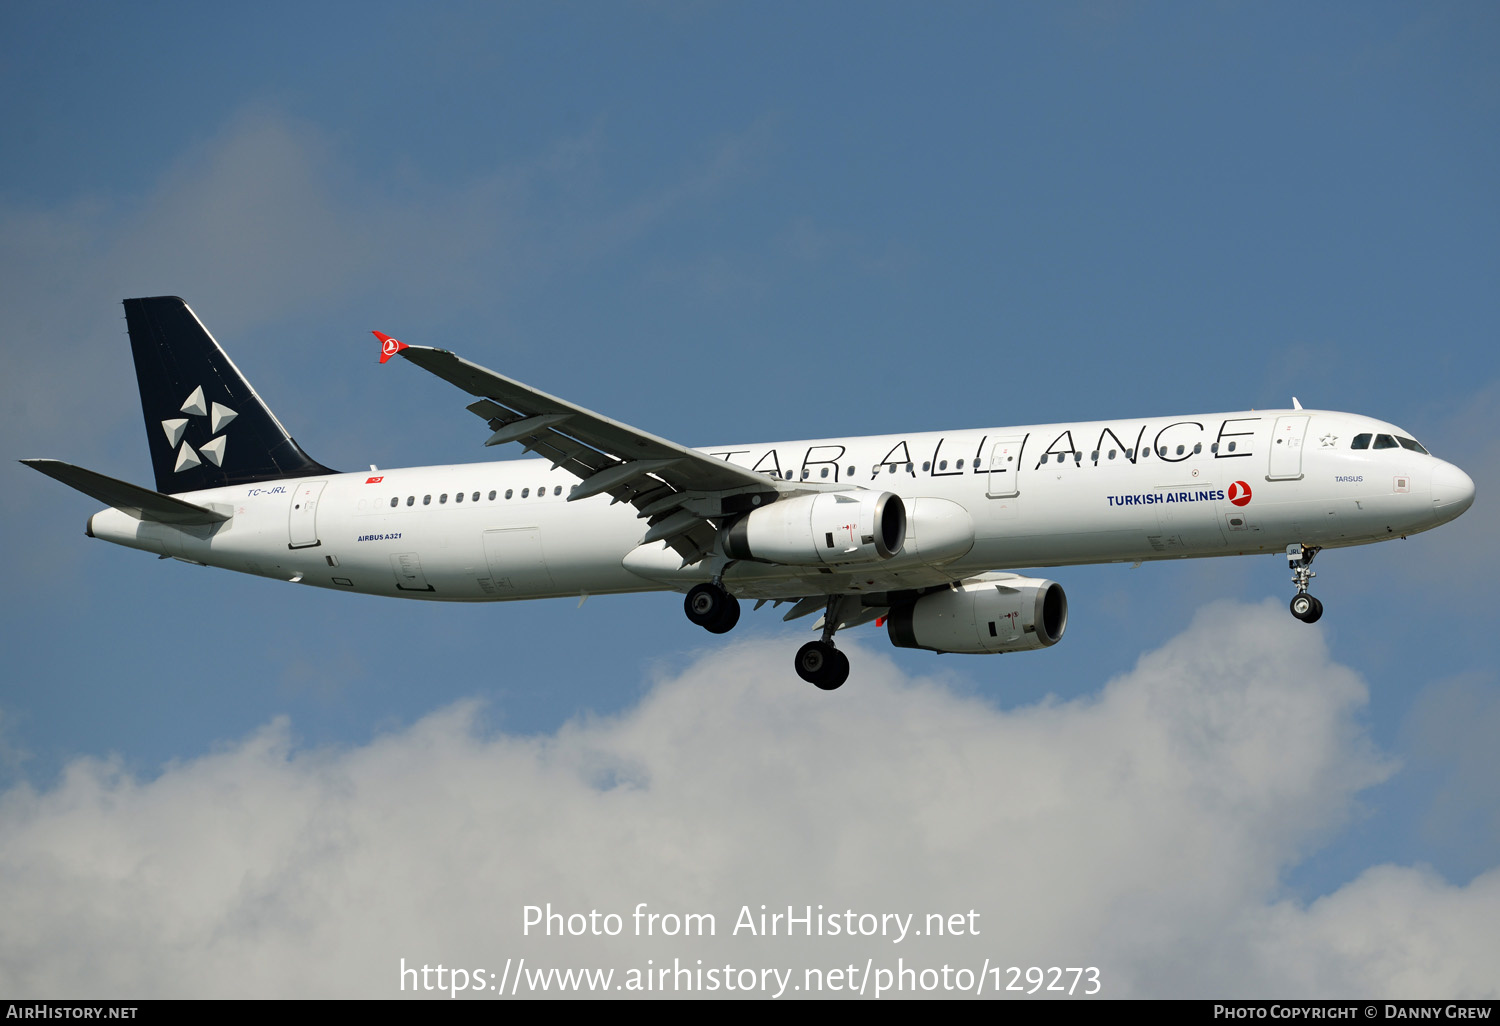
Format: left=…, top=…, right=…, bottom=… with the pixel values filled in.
left=374, top=331, right=408, bottom=364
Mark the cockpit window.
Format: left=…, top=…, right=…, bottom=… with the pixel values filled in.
left=1352, top=433, right=1371, bottom=450
left=1397, top=436, right=1429, bottom=454
left=1373, top=434, right=1399, bottom=450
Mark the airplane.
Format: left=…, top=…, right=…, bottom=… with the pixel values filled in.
left=24, top=297, right=1476, bottom=690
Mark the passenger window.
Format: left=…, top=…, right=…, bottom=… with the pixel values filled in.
left=406, top=496, right=414, bottom=506
left=1397, top=436, right=1428, bottom=454
left=1108, top=450, right=1117, bottom=460
left=423, top=495, right=431, bottom=505
left=1227, top=442, right=1237, bottom=452
left=1040, top=454, right=1049, bottom=464
left=938, top=461, right=947, bottom=471
left=1352, top=434, right=1371, bottom=449
left=846, top=466, right=855, bottom=477
left=440, top=493, right=448, bottom=504
left=821, top=467, right=830, bottom=478
left=489, top=491, right=496, bottom=500
left=1090, top=451, right=1099, bottom=461
left=957, top=459, right=966, bottom=469
left=1126, top=449, right=1135, bottom=459
left=1374, top=434, right=1398, bottom=450
left=505, top=489, right=513, bottom=499
left=1210, top=443, right=1218, bottom=453
left=1175, top=445, right=1184, bottom=455
left=454, top=492, right=463, bottom=503
left=473, top=492, right=481, bottom=502
left=554, top=486, right=562, bottom=495
left=1193, top=443, right=1202, bottom=454
left=522, top=488, right=530, bottom=498
left=390, top=497, right=398, bottom=508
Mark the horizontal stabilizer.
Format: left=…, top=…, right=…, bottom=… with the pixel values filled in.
left=21, top=459, right=230, bottom=526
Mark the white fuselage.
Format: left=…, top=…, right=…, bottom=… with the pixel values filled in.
left=85, top=409, right=1471, bottom=602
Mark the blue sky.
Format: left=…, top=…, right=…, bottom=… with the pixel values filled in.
left=2, top=1, right=1497, bottom=998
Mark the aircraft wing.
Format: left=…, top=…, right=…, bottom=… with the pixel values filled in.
left=384, top=339, right=811, bottom=565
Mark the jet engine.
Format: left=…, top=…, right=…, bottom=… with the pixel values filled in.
left=886, top=576, right=1067, bottom=654
left=724, top=490, right=906, bottom=567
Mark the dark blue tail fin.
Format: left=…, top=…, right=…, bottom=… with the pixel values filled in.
left=124, top=297, right=336, bottom=494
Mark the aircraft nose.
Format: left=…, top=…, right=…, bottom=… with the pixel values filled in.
left=1431, top=461, right=1475, bottom=522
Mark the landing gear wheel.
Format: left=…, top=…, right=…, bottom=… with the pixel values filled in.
left=1290, top=593, right=1323, bottom=624
left=685, top=583, right=739, bottom=634
left=709, top=595, right=740, bottom=634
left=795, top=641, right=850, bottom=691
left=1286, top=544, right=1324, bottom=623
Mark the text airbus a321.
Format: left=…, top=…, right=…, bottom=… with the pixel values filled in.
left=25, top=297, right=1475, bottom=690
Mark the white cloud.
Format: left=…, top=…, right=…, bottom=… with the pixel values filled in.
left=1, top=599, right=1495, bottom=999
left=1249, top=864, right=1500, bottom=999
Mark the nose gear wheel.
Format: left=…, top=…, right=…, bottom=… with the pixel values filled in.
left=1289, top=593, right=1323, bottom=623
left=1286, top=544, right=1323, bottom=624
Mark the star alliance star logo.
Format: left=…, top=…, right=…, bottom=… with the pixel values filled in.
left=161, top=385, right=237, bottom=472
left=1320, top=433, right=1338, bottom=447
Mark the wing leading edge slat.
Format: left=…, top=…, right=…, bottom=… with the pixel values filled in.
left=406, top=345, right=768, bottom=491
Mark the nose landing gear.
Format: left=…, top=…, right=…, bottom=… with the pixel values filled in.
left=1287, top=543, right=1323, bottom=624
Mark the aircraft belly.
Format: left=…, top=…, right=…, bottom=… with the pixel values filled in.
left=972, top=529, right=1146, bottom=567
left=620, top=538, right=961, bottom=598
left=284, top=485, right=658, bottom=600
left=1151, top=487, right=1227, bottom=553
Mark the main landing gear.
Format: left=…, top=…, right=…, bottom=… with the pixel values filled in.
left=795, top=596, right=851, bottom=691
left=683, top=577, right=850, bottom=691
left=684, top=581, right=740, bottom=634
left=1287, top=543, right=1323, bottom=624
left=795, top=639, right=849, bottom=691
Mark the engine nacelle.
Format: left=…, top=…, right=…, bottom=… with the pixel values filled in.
left=887, top=576, right=1068, bottom=654
left=724, top=491, right=906, bottom=567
